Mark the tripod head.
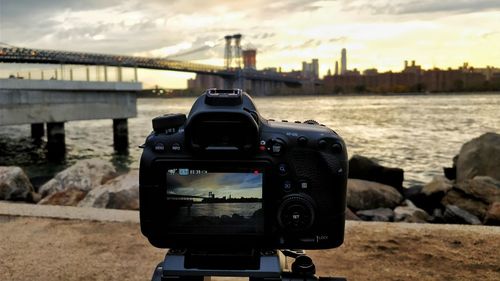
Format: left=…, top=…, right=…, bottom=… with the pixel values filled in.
left=150, top=248, right=346, bottom=281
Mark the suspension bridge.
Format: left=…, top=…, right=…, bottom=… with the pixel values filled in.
left=0, top=41, right=302, bottom=84
left=0, top=36, right=316, bottom=158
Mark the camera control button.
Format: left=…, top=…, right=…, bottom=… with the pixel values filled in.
left=154, top=142, right=165, bottom=152
left=299, top=181, right=309, bottom=189
left=267, top=139, right=285, bottom=155
left=331, top=142, right=343, bottom=153
left=297, top=136, right=308, bottom=146
left=318, top=139, right=328, bottom=149
left=278, top=163, right=288, bottom=175
left=283, top=181, right=292, bottom=191
left=171, top=143, right=181, bottom=152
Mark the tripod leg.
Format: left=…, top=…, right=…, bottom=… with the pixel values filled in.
left=151, top=263, right=163, bottom=281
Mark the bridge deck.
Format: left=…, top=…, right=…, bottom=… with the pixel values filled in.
left=0, top=47, right=302, bottom=84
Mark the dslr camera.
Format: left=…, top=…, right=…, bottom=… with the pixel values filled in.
left=139, top=89, right=348, bottom=250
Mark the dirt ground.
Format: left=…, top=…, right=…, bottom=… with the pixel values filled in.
left=0, top=216, right=498, bottom=281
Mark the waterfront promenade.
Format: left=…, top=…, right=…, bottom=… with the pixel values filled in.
left=0, top=202, right=498, bottom=281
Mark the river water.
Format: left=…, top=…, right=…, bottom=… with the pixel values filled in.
left=0, top=93, right=499, bottom=187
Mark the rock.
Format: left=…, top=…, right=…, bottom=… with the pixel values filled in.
left=422, top=176, right=453, bottom=196
left=38, top=188, right=87, bottom=206
left=443, top=205, right=482, bottom=225
left=347, top=179, right=403, bottom=211
left=356, top=208, right=394, bottom=222
left=394, top=200, right=430, bottom=223
left=38, top=159, right=117, bottom=198
left=456, top=132, right=500, bottom=182
left=430, top=208, right=445, bottom=223
left=348, top=155, right=404, bottom=193
left=483, top=202, right=500, bottom=226
left=441, top=189, right=489, bottom=219
left=454, top=176, right=500, bottom=205
left=345, top=208, right=361, bottom=221
left=443, top=155, right=458, bottom=180
left=78, top=170, right=139, bottom=210
left=0, top=166, right=35, bottom=201
left=410, top=176, right=453, bottom=212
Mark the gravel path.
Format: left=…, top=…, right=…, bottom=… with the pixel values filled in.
left=0, top=214, right=498, bottom=281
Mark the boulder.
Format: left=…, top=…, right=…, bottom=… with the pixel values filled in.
left=0, top=166, right=35, bottom=201
left=443, top=205, right=482, bottom=225
left=456, top=132, right=500, bottom=182
left=347, top=179, right=403, bottom=211
left=441, top=189, right=489, bottom=219
left=78, top=170, right=139, bottom=210
left=356, top=208, right=394, bottom=222
left=394, top=200, right=430, bottom=223
left=422, top=176, right=453, bottom=196
left=345, top=208, right=361, bottom=221
left=454, top=176, right=500, bottom=205
left=483, top=202, right=500, bottom=226
left=38, top=188, right=87, bottom=206
left=443, top=155, right=458, bottom=180
left=348, top=155, right=404, bottom=193
left=38, top=159, right=117, bottom=198
left=410, top=176, right=453, bottom=212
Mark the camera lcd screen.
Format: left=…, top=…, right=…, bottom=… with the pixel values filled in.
left=165, top=169, right=264, bottom=234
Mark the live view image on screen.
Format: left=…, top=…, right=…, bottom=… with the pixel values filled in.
left=165, top=169, right=264, bottom=233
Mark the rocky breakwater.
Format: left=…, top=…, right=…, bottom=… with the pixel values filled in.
left=350, top=132, right=500, bottom=226
left=0, top=133, right=498, bottom=226
left=0, top=158, right=140, bottom=210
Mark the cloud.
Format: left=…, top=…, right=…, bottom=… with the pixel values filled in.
left=342, top=0, right=500, bottom=15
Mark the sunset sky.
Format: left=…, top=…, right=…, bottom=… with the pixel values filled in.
left=1, top=0, right=500, bottom=88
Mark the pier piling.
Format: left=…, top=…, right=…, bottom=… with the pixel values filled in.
left=113, top=118, right=129, bottom=153
left=47, top=122, right=66, bottom=159
left=30, top=123, right=45, bottom=140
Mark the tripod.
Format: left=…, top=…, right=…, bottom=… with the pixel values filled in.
left=150, top=248, right=346, bottom=281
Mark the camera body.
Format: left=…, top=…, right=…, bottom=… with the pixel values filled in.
left=139, top=89, right=348, bottom=250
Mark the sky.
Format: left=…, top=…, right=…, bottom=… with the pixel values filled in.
left=167, top=172, right=262, bottom=199
left=1, top=0, right=500, bottom=88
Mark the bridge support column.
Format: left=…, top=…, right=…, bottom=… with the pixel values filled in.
left=104, top=66, right=108, bottom=82
left=47, top=122, right=66, bottom=160
left=113, top=118, right=128, bottom=153
left=117, top=67, right=123, bottom=82
left=31, top=123, right=45, bottom=140
left=223, top=78, right=234, bottom=89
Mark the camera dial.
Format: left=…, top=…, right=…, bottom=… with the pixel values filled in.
left=152, top=114, right=186, bottom=134
left=277, top=194, right=315, bottom=232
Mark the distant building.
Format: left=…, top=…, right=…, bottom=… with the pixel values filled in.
left=403, top=60, right=422, bottom=75
left=187, top=74, right=224, bottom=90
left=242, top=49, right=257, bottom=70
left=363, top=68, right=378, bottom=76
left=301, top=59, right=319, bottom=79
left=323, top=59, right=489, bottom=94
left=335, top=61, right=339, bottom=75
left=341, top=48, right=347, bottom=75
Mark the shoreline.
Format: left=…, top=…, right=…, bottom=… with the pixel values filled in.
left=137, top=91, right=500, bottom=99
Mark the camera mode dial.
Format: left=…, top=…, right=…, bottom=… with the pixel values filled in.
left=152, top=114, right=186, bottom=134
left=277, top=194, right=315, bottom=232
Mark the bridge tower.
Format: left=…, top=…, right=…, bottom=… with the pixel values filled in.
left=233, top=34, right=242, bottom=69
left=224, top=35, right=233, bottom=69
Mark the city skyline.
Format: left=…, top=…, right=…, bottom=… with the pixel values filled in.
left=1, top=0, right=500, bottom=88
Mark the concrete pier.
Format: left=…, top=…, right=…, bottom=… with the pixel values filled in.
left=0, top=79, right=141, bottom=157
left=30, top=123, right=45, bottom=139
